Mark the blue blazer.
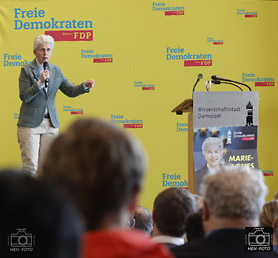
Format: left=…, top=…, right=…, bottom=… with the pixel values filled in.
left=18, top=59, right=89, bottom=128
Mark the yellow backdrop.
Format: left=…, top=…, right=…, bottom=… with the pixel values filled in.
left=1, top=0, right=277, bottom=209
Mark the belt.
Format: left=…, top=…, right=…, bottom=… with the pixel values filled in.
left=44, top=113, right=50, bottom=119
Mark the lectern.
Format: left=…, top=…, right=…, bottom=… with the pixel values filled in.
left=172, top=90, right=259, bottom=196
left=171, top=98, right=197, bottom=194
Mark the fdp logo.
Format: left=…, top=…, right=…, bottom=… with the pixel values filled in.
left=152, top=2, right=185, bottom=16
left=207, top=37, right=224, bottom=45
left=63, top=105, right=83, bottom=115
left=111, top=114, right=143, bottom=129
left=262, top=170, right=273, bottom=176
left=134, top=81, right=155, bottom=90
left=45, top=30, right=93, bottom=41
left=242, top=73, right=275, bottom=87
left=237, top=9, right=258, bottom=18
left=166, top=47, right=212, bottom=67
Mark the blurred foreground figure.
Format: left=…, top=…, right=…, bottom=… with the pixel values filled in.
left=42, top=118, right=173, bottom=258
left=0, top=169, right=83, bottom=258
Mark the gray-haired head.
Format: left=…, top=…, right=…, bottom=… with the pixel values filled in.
left=201, top=137, right=224, bottom=154
left=201, top=166, right=268, bottom=221
left=133, top=206, right=153, bottom=235
left=34, top=34, right=54, bottom=52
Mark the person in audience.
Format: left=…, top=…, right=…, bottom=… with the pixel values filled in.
left=152, top=187, right=197, bottom=248
left=274, top=191, right=278, bottom=201
left=171, top=166, right=278, bottom=258
left=273, top=215, right=278, bottom=252
left=128, top=213, right=136, bottom=229
left=184, top=209, right=205, bottom=242
left=133, top=206, right=153, bottom=235
left=42, top=117, right=173, bottom=258
left=0, top=169, right=83, bottom=258
left=260, top=200, right=278, bottom=227
left=193, top=194, right=203, bottom=209
left=260, top=200, right=278, bottom=253
left=195, top=137, right=224, bottom=195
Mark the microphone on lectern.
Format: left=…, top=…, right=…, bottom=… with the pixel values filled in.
left=192, top=73, right=203, bottom=96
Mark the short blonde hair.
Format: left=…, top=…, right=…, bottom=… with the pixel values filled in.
left=260, top=200, right=278, bottom=227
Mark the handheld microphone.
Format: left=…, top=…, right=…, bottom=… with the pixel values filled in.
left=43, top=62, right=49, bottom=88
left=192, top=73, right=203, bottom=96
left=211, top=75, right=251, bottom=91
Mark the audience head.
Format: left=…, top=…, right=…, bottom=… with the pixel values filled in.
left=260, top=200, right=278, bottom=227
left=193, top=194, right=203, bottom=209
left=133, top=206, right=153, bottom=235
left=274, top=191, right=278, bottom=201
left=185, top=209, right=205, bottom=242
left=153, top=187, right=197, bottom=238
left=42, top=117, right=147, bottom=230
left=0, top=169, right=83, bottom=258
left=201, top=166, right=268, bottom=232
left=260, top=200, right=278, bottom=245
left=274, top=215, right=278, bottom=245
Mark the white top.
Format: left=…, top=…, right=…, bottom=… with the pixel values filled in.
left=152, top=235, right=184, bottom=246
